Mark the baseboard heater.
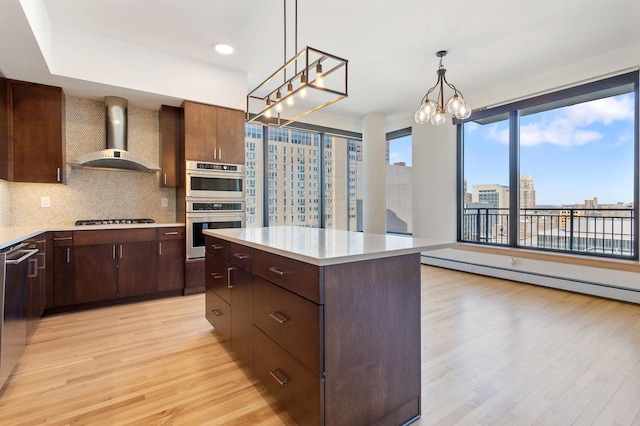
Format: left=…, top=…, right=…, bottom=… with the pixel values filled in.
left=421, top=254, right=640, bottom=305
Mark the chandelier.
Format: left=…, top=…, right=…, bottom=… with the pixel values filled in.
left=415, top=50, right=471, bottom=125
left=246, top=0, right=348, bottom=128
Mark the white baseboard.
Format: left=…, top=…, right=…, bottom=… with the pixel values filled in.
left=422, top=255, right=640, bottom=305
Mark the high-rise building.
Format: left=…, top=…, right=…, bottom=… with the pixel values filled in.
left=520, top=174, right=536, bottom=209
left=472, top=184, right=510, bottom=209
left=244, top=124, right=362, bottom=230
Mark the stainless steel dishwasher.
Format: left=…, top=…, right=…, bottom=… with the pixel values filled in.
left=1, top=243, right=39, bottom=391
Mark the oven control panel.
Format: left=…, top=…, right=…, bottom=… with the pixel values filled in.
left=187, top=201, right=245, bottom=212
left=186, top=160, right=245, bottom=173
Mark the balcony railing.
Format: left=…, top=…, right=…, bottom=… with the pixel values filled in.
left=462, top=207, right=636, bottom=259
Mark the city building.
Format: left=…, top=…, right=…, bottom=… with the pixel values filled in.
left=471, top=183, right=510, bottom=209
left=520, top=174, right=536, bottom=209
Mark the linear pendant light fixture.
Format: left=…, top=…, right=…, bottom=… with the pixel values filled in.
left=415, top=50, right=471, bottom=125
left=246, top=0, right=348, bottom=127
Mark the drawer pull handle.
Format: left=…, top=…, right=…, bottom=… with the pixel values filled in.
left=233, top=253, right=249, bottom=260
left=54, top=237, right=73, bottom=241
left=269, top=311, right=289, bottom=324
left=164, top=231, right=179, bottom=235
left=269, top=267, right=286, bottom=276
left=269, top=369, right=289, bottom=386
left=227, top=267, right=236, bottom=288
left=211, top=309, right=222, bottom=317
left=211, top=273, right=223, bottom=279
left=211, top=245, right=224, bottom=250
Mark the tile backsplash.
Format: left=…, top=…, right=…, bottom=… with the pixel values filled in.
left=5, top=96, right=176, bottom=226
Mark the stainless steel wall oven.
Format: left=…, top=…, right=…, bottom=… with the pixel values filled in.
left=185, top=161, right=246, bottom=259
left=185, top=160, right=245, bottom=199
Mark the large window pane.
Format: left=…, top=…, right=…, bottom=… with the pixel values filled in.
left=386, top=135, right=413, bottom=234
left=519, top=93, right=635, bottom=255
left=458, top=71, right=638, bottom=259
left=245, top=123, right=263, bottom=227
left=324, top=136, right=363, bottom=231
left=267, top=128, right=320, bottom=227
left=462, top=117, right=510, bottom=244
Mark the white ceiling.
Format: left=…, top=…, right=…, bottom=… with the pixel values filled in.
left=1, top=0, right=640, bottom=124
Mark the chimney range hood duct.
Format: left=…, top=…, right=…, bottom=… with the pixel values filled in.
left=68, top=96, right=160, bottom=173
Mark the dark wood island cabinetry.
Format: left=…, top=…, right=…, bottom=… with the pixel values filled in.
left=204, top=227, right=452, bottom=426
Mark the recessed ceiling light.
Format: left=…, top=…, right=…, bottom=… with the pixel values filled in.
left=215, top=44, right=234, bottom=55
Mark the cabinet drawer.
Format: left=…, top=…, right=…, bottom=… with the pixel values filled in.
left=253, top=276, right=322, bottom=375
left=206, top=288, right=230, bottom=346
left=157, top=226, right=184, bottom=241
left=205, top=235, right=231, bottom=259
left=205, top=253, right=231, bottom=303
left=52, top=231, right=73, bottom=246
left=253, top=250, right=321, bottom=304
left=253, top=327, right=322, bottom=426
left=229, top=242, right=253, bottom=270
left=74, top=228, right=156, bottom=245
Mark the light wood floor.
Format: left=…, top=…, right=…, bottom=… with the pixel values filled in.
left=1, top=266, right=639, bottom=425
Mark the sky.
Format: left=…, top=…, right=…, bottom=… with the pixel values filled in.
left=388, top=135, right=412, bottom=167
left=463, top=93, right=635, bottom=206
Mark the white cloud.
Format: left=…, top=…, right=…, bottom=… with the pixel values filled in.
left=483, top=94, right=633, bottom=147
left=566, top=95, right=634, bottom=125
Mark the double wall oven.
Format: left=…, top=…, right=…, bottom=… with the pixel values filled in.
left=185, top=160, right=245, bottom=259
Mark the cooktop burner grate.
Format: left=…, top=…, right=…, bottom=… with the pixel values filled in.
left=74, top=218, right=155, bottom=226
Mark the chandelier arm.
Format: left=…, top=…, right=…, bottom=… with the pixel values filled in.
left=438, top=75, right=445, bottom=112
left=442, top=74, right=463, bottom=98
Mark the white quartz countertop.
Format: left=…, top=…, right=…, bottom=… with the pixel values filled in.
left=0, top=223, right=185, bottom=250
left=204, top=226, right=454, bottom=266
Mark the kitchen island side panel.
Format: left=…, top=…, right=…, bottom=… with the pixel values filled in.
left=323, top=253, right=422, bottom=426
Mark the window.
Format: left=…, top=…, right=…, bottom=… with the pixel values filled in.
left=266, top=127, right=320, bottom=227
left=244, top=123, right=263, bottom=227
left=323, top=135, right=363, bottom=231
left=459, top=71, right=639, bottom=260
left=246, top=124, right=363, bottom=230
left=386, top=132, right=412, bottom=234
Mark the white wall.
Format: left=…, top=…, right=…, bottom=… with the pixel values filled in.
left=411, top=42, right=640, bottom=303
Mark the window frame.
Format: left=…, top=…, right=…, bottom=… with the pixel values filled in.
left=456, top=71, right=639, bottom=261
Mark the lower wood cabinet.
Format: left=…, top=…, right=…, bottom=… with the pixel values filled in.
left=253, top=326, right=322, bottom=426
left=52, top=231, right=74, bottom=307
left=205, top=287, right=230, bottom=346
left=204, top=234, right=422, bottom=426
left=205, top=242, right=253, bottom=367
left=24, top=234, right=48, bottom=338
left=116, top=240, right=157, bottom=298
left=48, top=227, right=183, bottom=309
left=73, top=229, right=158, bottom=303
left=157, top=227, right=185, bottom=292
left=73, top=243, right=118, bottom=303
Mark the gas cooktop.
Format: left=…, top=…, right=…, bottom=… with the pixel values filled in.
left=74, top=218, right=155, bottom=226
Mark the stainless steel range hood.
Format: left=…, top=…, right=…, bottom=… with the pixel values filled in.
left=68, top=96, right=160, bottom=173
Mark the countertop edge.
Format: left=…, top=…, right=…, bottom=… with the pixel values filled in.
left=0, top=223, right=185, bottom=250
left=204, top=229, right=455, bottom=266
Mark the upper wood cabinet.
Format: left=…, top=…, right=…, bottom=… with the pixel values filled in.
left=216, top=106, right=245, bottom=164
left=0, top=78, right=65, bottom=183
left=159, top=105, right=181, bottom=187
left=181, top=101, right=245, bottom=164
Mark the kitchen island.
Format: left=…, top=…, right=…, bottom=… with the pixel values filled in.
left=203, top=226, right=452, bottom=426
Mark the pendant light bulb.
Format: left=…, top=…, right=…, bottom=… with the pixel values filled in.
left=286, top=82, right=295, bottom=107
left=275, top=90, right=283, bottom=113
left=316, top=63, right=324, bottom=88
left=265, top=98, right=272, bottom=119
left=299, top=72, right=308, bottom=99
